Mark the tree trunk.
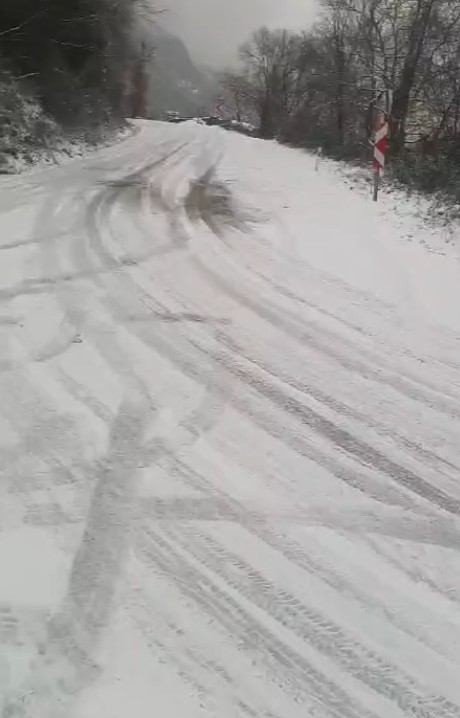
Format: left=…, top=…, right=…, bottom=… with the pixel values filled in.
left=259, top=94, right=275, bottom=138
left=391, top=0, right=436, bottom=153
left=335, top=38, right=346, bottom=145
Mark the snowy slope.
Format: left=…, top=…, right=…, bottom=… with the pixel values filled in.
left=137, top=25, right=217, bottom=117
left=0, top=121, right=460, bottom=718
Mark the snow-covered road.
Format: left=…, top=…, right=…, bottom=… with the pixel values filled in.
left=1, top=120, right=460, bottom=718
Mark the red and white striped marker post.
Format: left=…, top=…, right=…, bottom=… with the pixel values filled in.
left=372, top=90, right=392, bottom=202
left=373, top=117, right=388, bottom=201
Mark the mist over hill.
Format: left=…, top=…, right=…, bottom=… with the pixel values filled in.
left=137, top=23, right=219, bottom=118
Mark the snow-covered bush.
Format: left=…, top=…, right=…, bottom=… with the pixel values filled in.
left=0, top=71, right=59, bottom=171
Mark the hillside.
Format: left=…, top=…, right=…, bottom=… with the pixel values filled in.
left=144, top=26, right=218, bottom=118
left=0, top=0, right=142, bottom=171
left=0, top=6, right=217, bottom=171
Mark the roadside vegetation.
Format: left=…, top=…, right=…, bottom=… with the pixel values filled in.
left=0, top=0, right=149, bottom=170
left=222, top=0, right=460, bottom=203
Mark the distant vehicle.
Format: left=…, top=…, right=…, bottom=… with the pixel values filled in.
left=164, top=113, right=257, bottom=137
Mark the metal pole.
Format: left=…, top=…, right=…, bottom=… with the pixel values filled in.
left=373, top=168, right=379, bottom=202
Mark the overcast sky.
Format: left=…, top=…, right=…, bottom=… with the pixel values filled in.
left=160, top=0, right=318, bottom=66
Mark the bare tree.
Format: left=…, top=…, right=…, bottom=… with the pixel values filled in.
left=220, top=71, right=254, bottom=122
left=233, top=0, right=460, bottom=198
left=239, top=27, right=304, bottom=138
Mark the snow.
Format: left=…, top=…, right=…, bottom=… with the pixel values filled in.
left=0, top=120, right=136, bottom=175
left=0, top=119, right=460, bottom=718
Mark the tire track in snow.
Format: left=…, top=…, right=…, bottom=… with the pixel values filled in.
left=134, top=526, right=380, bottom=718
left=0, top=137, right=192, bottom=713
left=198, top=341, right=460, bottom=516
left=2, top=122, right=460, bottom=718
left=135, top=449, right=460, bottom=662
left=191, top=258, right=460, bottom=422
left=1, top=131, right=234, bottom=716
left=159, top=523, right=459, bottom=718
left=161, top=217, right=459, bottom=515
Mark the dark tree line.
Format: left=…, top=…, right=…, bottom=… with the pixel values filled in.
left=223, top=0, right=460, bottom=199
left=0, top=0, right=147, bottom=129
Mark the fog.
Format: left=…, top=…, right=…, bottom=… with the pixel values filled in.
left=160, top=0, right=318, bottom=66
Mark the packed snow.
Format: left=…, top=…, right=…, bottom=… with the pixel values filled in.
left=0, top=120, right=460, bottom=718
